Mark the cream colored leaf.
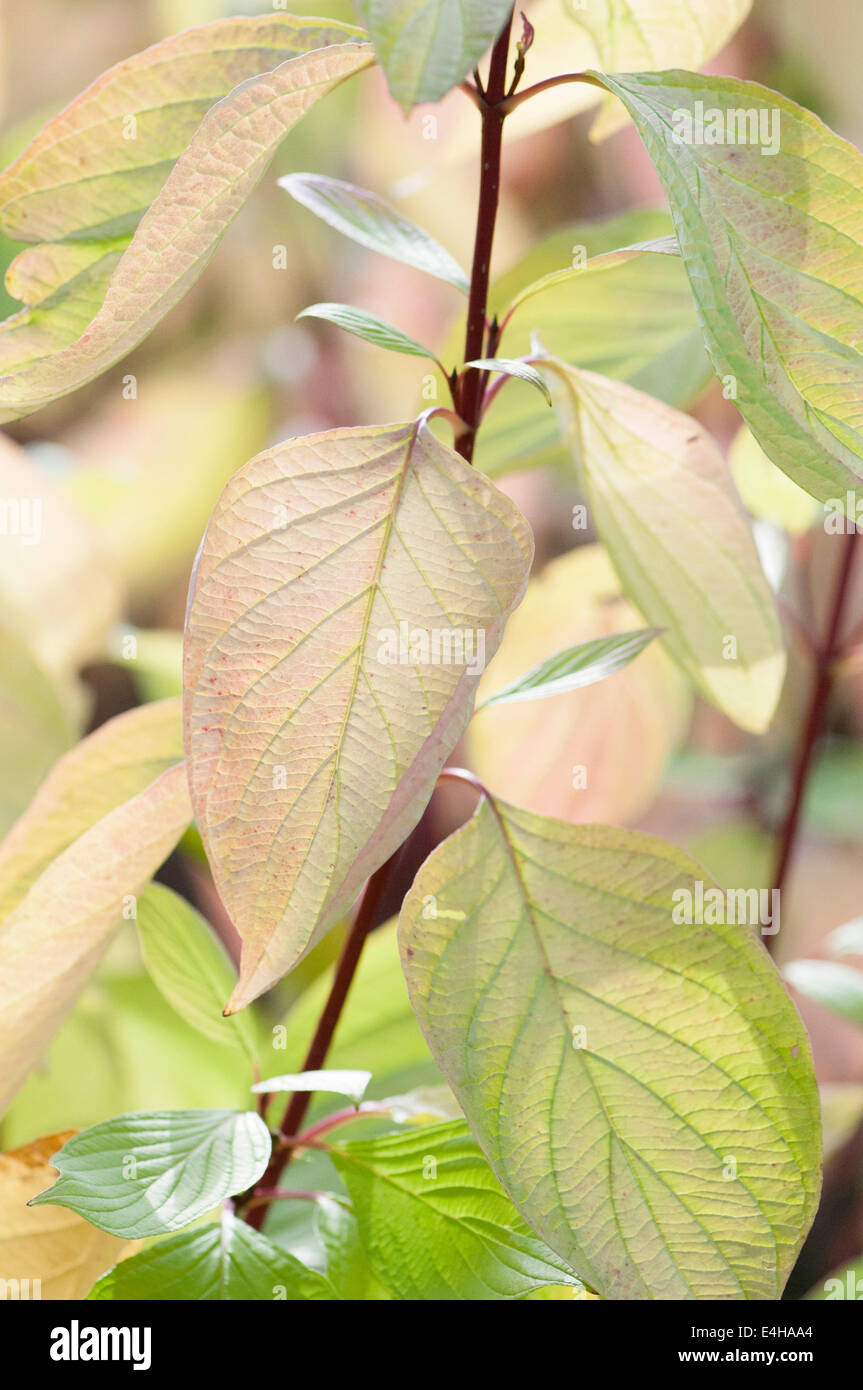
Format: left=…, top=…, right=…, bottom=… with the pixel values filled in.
left=400, top=797, right=821, bottom=1300
left=576, top=0, right=752, bottom=140
left=0, top=33, right=372, bottom=421
left=0, top=761, right=191, bottom=1112
left=183, top=420, right=533, bottom=1010
left=0, top=16, right=362, bottom=243
left=0, top=1131, right=133, bottom=1300
left=469, top=546, right=690, bottom=823
left=544, top=362, right=786, bottom=733
left=0, top=697, right=183, bottom=922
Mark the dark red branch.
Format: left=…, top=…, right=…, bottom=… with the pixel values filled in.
left=240, top=849, right=401, bottom=1228
left=456, top=11, right=514, bottom=462
left=771, top=526, right=859, bottom=896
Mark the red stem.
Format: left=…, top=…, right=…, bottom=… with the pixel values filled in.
left=240, top=850, right=401, bottom=1228
left=771, top=527, right=858, bottom=896
left=456, top=10, right=514, bottom=462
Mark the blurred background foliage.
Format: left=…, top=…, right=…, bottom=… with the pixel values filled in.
left=2, top=0, right=863, bottom=1294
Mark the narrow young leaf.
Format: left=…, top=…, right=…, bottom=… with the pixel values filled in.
left=503, top=235, right=680, bottom=317
left=542, top=360, right=786, bottom=733
left=465, top=357, right=552, bottom=405
left=298, top=303, right=439, bottom=361
left=784, top=960, right=863, bottom=1029
left=329, top=1119, right=582, bottom=1299
left=0, top=1131, right=134, bottom=1301
left=463, top=210, right=712, bottom=477
left=0, top=31, right=373, bottom=421
left=30, top=1110, right=271, bottom=1238
left=136, top=883, right=257, bottom=1061
left=183, top=421, right=532, bottom=1010
left=88, top=1213, right=338, bottom=1300
left=467, top=546, right=690, bottom=824
left=400, top=797, right=821, bottom=1300
left=280, top=172, right=469, bottom=291
left=253, top=1070, right=372, bottom=1105
left=477, top=628, right=662, bottom=709
left=0, top=761, right=191, bottom=1113
left=592, top=70, right=863, bottom=505
left=354, top=0, right=513, bottom=111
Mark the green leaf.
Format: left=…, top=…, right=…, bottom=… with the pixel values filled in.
left=315, top=1197, right=391, bottom=1300
left=784, top=959, right=863, bottom=1029
left=183, top=421, right=532, bottom=1009
left=275, top=921, right=440, bottom=1099
left=465, top=209, right=713, bottom=477
left=592, top=69, right=863, bottom=505
left=280, top=172, right=469, bottom=291
left=136, top=883, right=257, bottom=1061
left=329, top=1119, right=581, bottom=1299
left=477, top=628, right=662, bottom=709
left=354, top=0, right=513, bottom=110
left=0, top=22, right=372, bottom=421
left=30, top=1110, right=272, bottom=1239
left=400, top=796, right=821, bottom=1300
left=253, top=1070, right=372, bottom=1105
left=88, top=1213, right=338, bottom=1300
left=542, top=359, right=786, bottom=733
left=298, top=302, right=439, bottom=360
left=465, top=357, right=552, bottom=405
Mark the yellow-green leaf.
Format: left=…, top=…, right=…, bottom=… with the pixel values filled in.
left=0, top=697, right=183, bottom=922
left=183, top=420, right=532, bottom=1010
left=593, top=70, right=863, bottom=506
left=0, top=24, right=372, bottom=421
left=0, top=623, right=76, bottom=839
left=572, top=1, right=752, bottom=140
left=136, top=883, right=257, bottom=1061
left=543, top=360, right=786, bottom=732
left=0, top=761, right=191, bottom=1112
left=729, top=426, right=821, bottom=537
left=400, top=796, right=821, bottom=1300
